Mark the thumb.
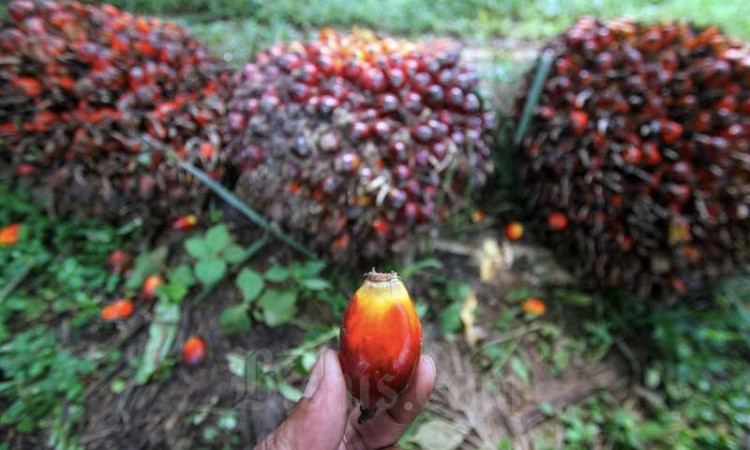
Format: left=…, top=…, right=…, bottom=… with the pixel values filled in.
left=255, top=350, right=348, bottom=450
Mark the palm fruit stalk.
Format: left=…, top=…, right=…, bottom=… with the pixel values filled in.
left=228, top=29, right=495, bottom=262
left=0, top=0, right=233, bottom=224
left=515, top=17, right=750, bottom=298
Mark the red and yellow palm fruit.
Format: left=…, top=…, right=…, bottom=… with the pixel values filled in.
left=0, top=223, right=22, bottom=246
left=228, top=29, right=495, bottom=262
left=339, top=270, right=421, bottom=423
left=515, top=17, right=750, bottom=298
left=101, top=298, right=134, bottom=321
left=0, top=0, right=233, bottom=224
left=171, top=214, right=198, bottom=230
left=182, top=335, right=207, bottom=365
left=521, top=297, right=546, bottom=316
left=504, top=221, right=524, bottom=241
left=106, top=249, right=133, bottom=275
left=141, top=275, right=164, bottom=301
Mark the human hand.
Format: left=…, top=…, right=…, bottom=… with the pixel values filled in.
left=255, top=349, right=436, bottom=450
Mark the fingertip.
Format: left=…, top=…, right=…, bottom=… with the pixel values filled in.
left=421, top=354, right=436, bottom=380
left=322, top=349, right=343, bottom=376
left=269, top=349, right=348, bottom=450
left=308, top=349, right=347, bottom=409
left=416, top=354, right=436, bottom=406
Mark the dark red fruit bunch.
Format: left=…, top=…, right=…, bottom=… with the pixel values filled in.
left=229, top=29, right=495, bottom=260
left=515, top=17, right=750, bottom=298
left=0, top=0, right=232, bottom=223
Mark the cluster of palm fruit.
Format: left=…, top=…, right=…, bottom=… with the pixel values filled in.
left=515, top=17, right=750, bottom=297
left=0, top=0, right=232, bottom=223
left=229, top=29, right=495, bottom=260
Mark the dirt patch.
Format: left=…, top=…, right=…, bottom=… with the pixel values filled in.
left=81, top=266, right=300, bottom=449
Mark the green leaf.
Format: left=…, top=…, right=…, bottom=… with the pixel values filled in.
left=202, top=426, right=219, bottom=441
left=156, top=283, right=188, bottom=304
left=299, top=260, right=326, bottom=278
left=264, top=266, right=290, bottom=283
left=300, top=351, right=317, bottom=372
left=223, top=245, right=247, bottom=265
left=205, top=224, right=232, bottom=253
left=277, top=380, right=303, bottom=402
left=111, top=378, right=126, bottom=394
left=555, top=289, right=592, bottom=306
left=515, top=49, right=555, bottom=145
left=136, top=302, right=180, bottom=384
left=440, top=302, right=463, bottom=335
left=539, top=401, right=555, bottom=417
left=125, top=247, right=168, bottom=290
left=236, top=268, right=264, bottom=302
left=220, top=305, right=252, bottom=334
left=218, top=411, right=238, bottom=431
left=258, top=289, right=297, bottom=327
left=227, top=352, right=263, bottom=386
left=506, top=286, right=532, bottom=304
left=195, top=259, right=227, bottom=287
left=300, top=278, right=331, bottom=291
left=168, top=264, right=195, bottom=288
left=415, top=300, right=429, bottom=318
left=401, top=257, right=443, bottom=279
left=446, top=281, right=472, bottom=304
left=510, top=356, right=529, bottom=385
left=185, top=237, right=210, bottom=259
left=226, top=353, right=247, bottom=379
left=645, top=367, right=661, bottom=389
left=497, top=437, right=514, bottom=450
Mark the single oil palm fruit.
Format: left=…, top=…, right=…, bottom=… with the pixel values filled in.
left=182, top=336, right=207, bottom=365
left=339, top=270, right=422, bottom=423
left=101, top=299, right=134, bottom=321
left=504, top=221, right=524, bottom=241
left=0, top=223, right=22, bottom=246
left=141, top=275, right=164, bottom=301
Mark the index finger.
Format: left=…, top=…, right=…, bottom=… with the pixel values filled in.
left=341, top=355, right=436, bottom=450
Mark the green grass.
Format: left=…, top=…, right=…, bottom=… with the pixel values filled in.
left=84, top=0, right=750, bottom=69
left=98, top=0, right=750, bottom=41
left=0, top=187, right=130, bottom=449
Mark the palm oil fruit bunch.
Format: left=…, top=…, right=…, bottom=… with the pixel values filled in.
left=228, top=29, right=495, bottom=261
left=515, top=17, right=750, bottom=298
left=0, top=0, right=232, bottom=223
left=339, top=270, right=421, bottom=423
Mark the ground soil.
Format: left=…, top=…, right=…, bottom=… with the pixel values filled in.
left=77, top=230, right=634, bottom=450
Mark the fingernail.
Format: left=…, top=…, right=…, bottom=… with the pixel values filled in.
left=417, top=355, right=436, bottom=406
left=303, top=351, right=327, bottom=398
left=423, top=354, right=436, bottom=375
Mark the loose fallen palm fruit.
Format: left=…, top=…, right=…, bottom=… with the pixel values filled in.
left=171, top=214, right=198, bottom=230
left=472, top=209, right=487, bottom=223
left=182, top=336, right=206, bottom=365
left=515, top=17, right=750, bottom=297
left=521, top=297, right=546, bottom=316
left=229, top=29, right=495, bottom=262
left=339, top=270, right=422, bottom=423
left=106, top=249, right=133, bottom=275
left=1, top=0, right=233, bottom=225
left=141, top=275, right=164, bottom=301
left=504, top=221, right=524, bottom=241
left=101, top=298, right=134, bottom=320
left=0, top=223, right=22, bottom=245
